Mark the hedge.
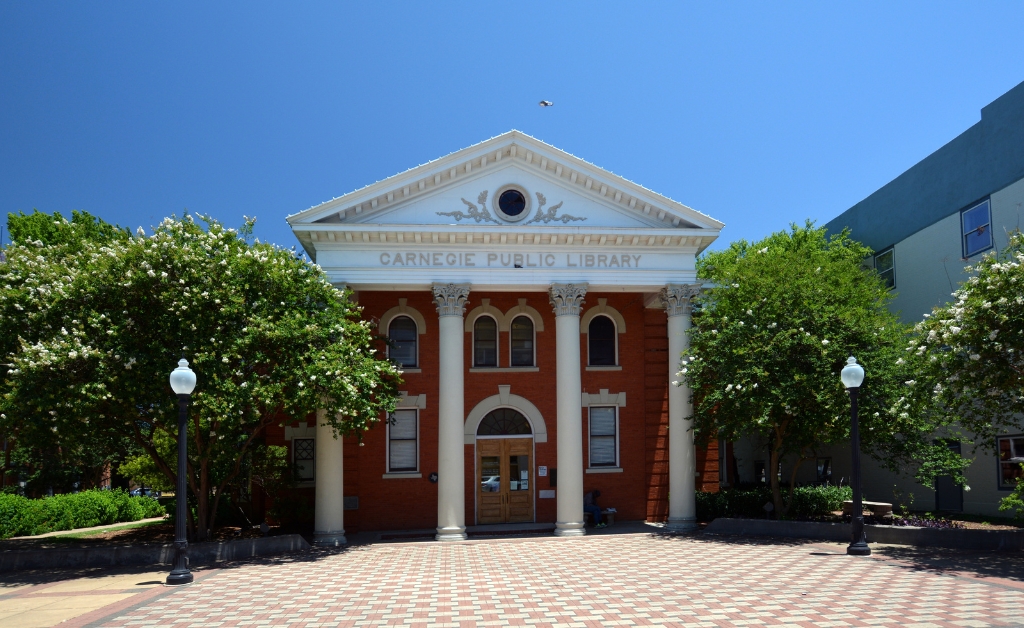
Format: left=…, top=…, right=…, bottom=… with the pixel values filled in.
left=697, top=485, right=853, bottom=521
left=0, top=489, right=165, bottom=539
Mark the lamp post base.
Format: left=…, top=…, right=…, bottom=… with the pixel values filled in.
left=847, top=541, right=871, bottom=556
left=165, top=569, right=194, bottom=586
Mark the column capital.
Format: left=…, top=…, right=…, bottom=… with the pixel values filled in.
left=432, top=283, right=470, bottom=317
left=549, top=283, right=588, bottom=317
left=661, top=283, right=702, bottom=318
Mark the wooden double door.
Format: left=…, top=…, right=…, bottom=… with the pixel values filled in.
left=477, top=438, right=534, bottom=524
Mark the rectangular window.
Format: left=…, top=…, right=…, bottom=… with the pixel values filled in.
left=962, top=199, right=993, bottom=258
left=510, top=317, right=534, bottom=367
left=588, top=406, right=618, bottom=467
left=293, top=438, right=315, bottom=482
left=388, top=409, right=418, bottom=473
left=874, top=247, right=895, bottom=290
left=998, top=435, right=1024, bottom=489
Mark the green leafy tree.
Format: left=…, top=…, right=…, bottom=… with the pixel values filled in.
left=1, top=213, right=401, bottom=539
left=1, top=210, right=133, bottom=493
left=915, top=230, right=1024, bottom=515
left=681, top=223, right=965, bottom=516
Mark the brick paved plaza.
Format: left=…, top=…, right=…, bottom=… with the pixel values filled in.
left=3, top=528, right=1024, bottom=627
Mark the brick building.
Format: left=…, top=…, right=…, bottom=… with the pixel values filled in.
left=278, top=132, right=723, bottom=544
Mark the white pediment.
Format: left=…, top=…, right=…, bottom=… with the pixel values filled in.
left=287, top=131, right=723, bottom=291
left=340, top=164, right=671, bottom=229
left=288, top=131, right=722, bottom=233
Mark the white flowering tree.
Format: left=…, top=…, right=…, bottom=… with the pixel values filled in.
left=0, top=213, right=401, bottom=538
left=0, top=210, right=134, bottom=493
left=915, top=230, right=1024, bottom=515
left=682, top=223, right=965, bottom=516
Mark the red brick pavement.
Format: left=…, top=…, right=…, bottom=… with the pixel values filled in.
left=92, top=533, right=1024, bottom=627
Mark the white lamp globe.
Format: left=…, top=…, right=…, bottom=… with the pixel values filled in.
left=840, top=356, right=865, bottom=389
left=169, top=359, right=197, bottom=395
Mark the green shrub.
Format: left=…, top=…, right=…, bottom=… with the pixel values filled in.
left=697, top=485, right=853, bottom=521
left=138, top=495, right=166, bottom=519
left=0, top=493, right=36, bottom=538
left=0, top=489, right=165, bottom=539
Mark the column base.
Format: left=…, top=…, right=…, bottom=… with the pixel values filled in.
left=665, top=517, right=698, bottom=531
left=553, top=522, right=586, bottom=537
left=435, top=526, right=467, bottom=542
left=313, top=531, right=348, bottom=546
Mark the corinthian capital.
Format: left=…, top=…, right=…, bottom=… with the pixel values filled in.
left=661, top=283, right=702, bottom=318
left=549, top=283, right=588, bottom=317
left=432, top=283, right=470, bottom=317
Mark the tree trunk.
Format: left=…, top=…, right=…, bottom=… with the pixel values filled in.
left=196, top=460, right=210, bottom=541
left=769, top=445, right=782, bottom=517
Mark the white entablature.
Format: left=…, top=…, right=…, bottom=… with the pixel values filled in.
left=287, top=131, right=723, bottom=292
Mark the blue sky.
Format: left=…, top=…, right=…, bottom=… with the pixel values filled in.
left=2, top=3, right=1023, bottom=254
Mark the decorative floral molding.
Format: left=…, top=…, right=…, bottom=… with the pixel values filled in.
left=661, top=283, right=703, bottom=317
left=523, top=192, right=586, bottom=225
left=436, top=191, right=500, bottom=224
left=549, top=283, right=588, bottom=317
left=432, top=283, right=470, bottom=317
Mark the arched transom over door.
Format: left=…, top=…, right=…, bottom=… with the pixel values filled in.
left=477, top=408, right=532, bottom=436
left=477, top=409, right=534, bottom=524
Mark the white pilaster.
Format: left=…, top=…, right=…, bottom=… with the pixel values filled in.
left=549, top=283, right=588, bottom=537
left=433, top=283, right=470, bottom=541
left=314, top=408, right=347, bottom=546
left=662, top=284, right=702, bottom=530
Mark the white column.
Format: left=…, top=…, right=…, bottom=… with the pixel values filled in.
left=662, top=284, right=702, bottom=530
left=549, top=283, right=588, bottom=537
left=433, top=283, right=470, bottom=541
left=314, top=408, right=347, bottom=545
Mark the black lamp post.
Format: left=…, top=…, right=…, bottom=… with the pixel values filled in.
left=166, top=358, right=197, bottom=585
left=841, top=356, right=870, bottom=556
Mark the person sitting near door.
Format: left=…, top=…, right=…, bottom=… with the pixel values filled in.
left=584, top=490, right=605, bottom=528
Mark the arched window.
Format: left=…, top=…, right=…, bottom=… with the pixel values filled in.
left=477, top=408, right=532, bottom=436
left=510, top=316, right=534, bottom=367
left=473, top=316, right=498, bottom=367
left=588, top=315, right=616, bottom=366
left=388, top=316, right=418, bottom=368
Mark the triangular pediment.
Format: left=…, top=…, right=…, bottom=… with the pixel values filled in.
left=287, top=131, right=723, bottom=233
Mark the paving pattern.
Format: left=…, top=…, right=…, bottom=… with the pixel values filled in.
left=85, top=532, right=1024, bottom=628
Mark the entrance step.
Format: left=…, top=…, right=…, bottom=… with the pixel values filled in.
left=467, top=522, right=555, bottom=536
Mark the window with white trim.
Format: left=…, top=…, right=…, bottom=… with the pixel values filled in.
left=293, top=438, right=315, bottom=482
left=588, top=315, right=617, bottom=366
left=874, top=247, right=895, bottom=290
left=962, top=199, right=993, bottom=258
left=473, top=315, right=498, bottom=367
left=510, top=315, right=535, bottom=367
left=588, top=406, right=618, bottom=467
left=388, top=409, right=419, bottom=473
left=998, top=435, right=1024, bottom=489
left=388, top=316, right=418, bottom=368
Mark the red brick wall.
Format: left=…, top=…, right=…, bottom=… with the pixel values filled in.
left=269, top=290, right=717, bottom=533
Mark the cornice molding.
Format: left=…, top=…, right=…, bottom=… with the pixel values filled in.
left=294, top=224, right=716, bottom=252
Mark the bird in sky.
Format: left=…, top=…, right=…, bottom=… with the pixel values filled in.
left=538, top=100, right=553, bottom=107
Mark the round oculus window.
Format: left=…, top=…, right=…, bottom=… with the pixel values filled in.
left=498, top=189, right=527, bottom=218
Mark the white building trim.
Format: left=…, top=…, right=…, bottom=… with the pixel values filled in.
left=464, top=385, right=549, bottom=444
